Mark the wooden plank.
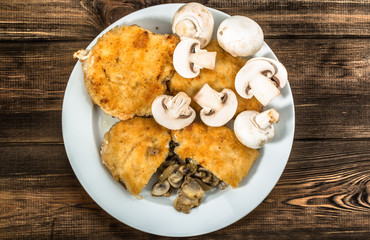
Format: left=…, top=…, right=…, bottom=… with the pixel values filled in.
left=0, top=39, right=368, bottom=142
left=0, top=0, right=369, bottom=41
left=0, top=140, right=369, bottom=238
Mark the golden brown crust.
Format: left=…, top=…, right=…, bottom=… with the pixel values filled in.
left=79, top=25, right=179, bottom=120
left=101, top=117, right=171, bottom=196
left=172, top=122, right=259, bottom=188
left=169, top=40, right=262, bottom=115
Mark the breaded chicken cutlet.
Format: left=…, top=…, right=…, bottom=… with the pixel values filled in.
left=172, top=122, right=259, bottom=188
left=74, top=25, right=179, bottom=120
left=169, top=40, right=262, bottom=115
left=101, top=117, right=171, bottom=196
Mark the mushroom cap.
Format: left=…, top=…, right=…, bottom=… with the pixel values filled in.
left=234, top=110, right=275, bottom=149
left=234, top=57, right=287, bottom=106
left=151, top=93, right=196, bottom=130
left=217, top=16, right=264, bottom=57
left=173, top=38, right=201, bottom=78
left=198, top=89, right=238, bottom=127
left=172, top=2, right=214, bottom=48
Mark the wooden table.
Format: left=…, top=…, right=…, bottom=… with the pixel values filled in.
left=1, top=0, right=369, bottom=239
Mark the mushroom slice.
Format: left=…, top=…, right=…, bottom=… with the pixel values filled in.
left=193, top=178, right=212, bottom=191
left=210, top=175, right=220, bottom=187
left=193, top=83, right=238, bottom=127
left=217, top=16, right=264, bottom=57
left=234, top=108, right=280, bottom=149
left=168, top=170, right=184, bottom=188
left=174, top=192, right=201, bottom=214
left=151, top=180, right=171, bottom=196
left=219, top=181, right=229, bottom=190
left=159, top=163, right=179, bottom=182
left=235, top=57, right=288, bottom=106
left=152, top=92, right=196, bottom=130
left=173, top=38, right=217, bottom=78
left=181, top=177, right=205, bottom=200
left=172, top=2, right=214, bottom=48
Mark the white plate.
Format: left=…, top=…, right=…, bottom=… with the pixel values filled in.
left=62, top=4, right=295, bottom=237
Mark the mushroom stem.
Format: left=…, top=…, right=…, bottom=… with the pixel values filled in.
left=188, top=50, right=216, bottom=70
left=254, top=109, right=280, bottom=129
left=175, top=17, right=201, bottom=38
left=193, top=84, right=224, bottom=113
left=164, top=92, right=193, bottom=118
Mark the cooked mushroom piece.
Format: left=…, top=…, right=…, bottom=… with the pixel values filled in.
left=202, top=172, right=213, bottom=184
left=217, top=16, right=264, bottom=57
left=193, top=84, right=238, bottom=127
left=151, top=180, right=171, bottom=196
left=152, top=92, right=196, bottom=130
left=168, top=170, right=184, bottom=188
left=234, top=108, right=280, bottom=149
left=210, top=175, right=220, bottom=187
left=172, top=2, right=214, bottom=48
left=235, top=57, right=288, bottom=106
left=181, top=177, right=205, bottom=200
left=219, top=181, right=229, bottom=190
left=173, top=38, right=217, bottom=78
left=174, top=192, right=201, bottom=214
left=159, top=163, right=179, bottom=182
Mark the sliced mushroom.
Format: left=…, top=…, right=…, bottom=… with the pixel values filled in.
left=193, top=83, right=238, bottom=127
left=210, top=175, right=220, bottom=187
left=168, top=170, right=184, bottom=188
left=151, top=180, right=171, bottom=196
left=219, top=181, right=229, bottom=190
left=173, top=192, right=201, bottom=214
left=152, top=92, right=196, bottom=130
left=178, top=165, right=190, bottom=176
left=194, top=171, right=206, bottom=179
left=217, top=16, right=264, bottom=57
left=172, top=2, right=214, bottom=48
left=181, top=177, right=205, bottom=200
left=159, top=163, right=179, bottom=182
left=173, top=38, right=217, bottom=78
left=193, top=178, right=212, bottom=191
left=235, top=57, right=288, bottom=106
left=202, top=172, right=213, bottom=184
left=234, top=108, right=280, bottom=149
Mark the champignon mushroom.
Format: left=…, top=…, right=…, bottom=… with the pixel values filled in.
left=234, top=108, right=280, bottom=149
left=217, top=16, right=264, bottom=57
left=193, top=83, right=238, bottom=127
left=152, top=92, right=196, bottom=130
left=181, top=177, right=205, bottom=200
left=168, top=170, right=184, bottom=188
left=234, top=57, right=288, bottom=106
left=173, top=192, right=201, bottom=214
left=151, top=180, right=171, bottom=196
left=172, top=2, right=214, bottom=48
left=173, top=38, right=217, bottom=78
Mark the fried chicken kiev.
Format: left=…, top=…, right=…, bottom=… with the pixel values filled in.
left=74, top=25, right=179, bottom=120
left=172, top=122, right=259, bottom=188
left=169, top=40, right=262, bottom=115
left=101, top=117, right=171, bottom=196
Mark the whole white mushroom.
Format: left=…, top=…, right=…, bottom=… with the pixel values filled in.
left=217, top=16, right=264, bottom=57
left=172, top=2, right=214, bottom=48
left=234, top=109, right=279, bottom=149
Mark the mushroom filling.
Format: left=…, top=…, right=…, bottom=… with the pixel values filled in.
left=151, top=141, right=229, bottom=214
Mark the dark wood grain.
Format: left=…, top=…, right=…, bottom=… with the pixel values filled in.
left=1, top=0, right=369, bottom=238
left=0, top=39, right=368, bottom=143
left=0, top=0, right=369, bottom=41
left=1, top=141, right=369, bottom=239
